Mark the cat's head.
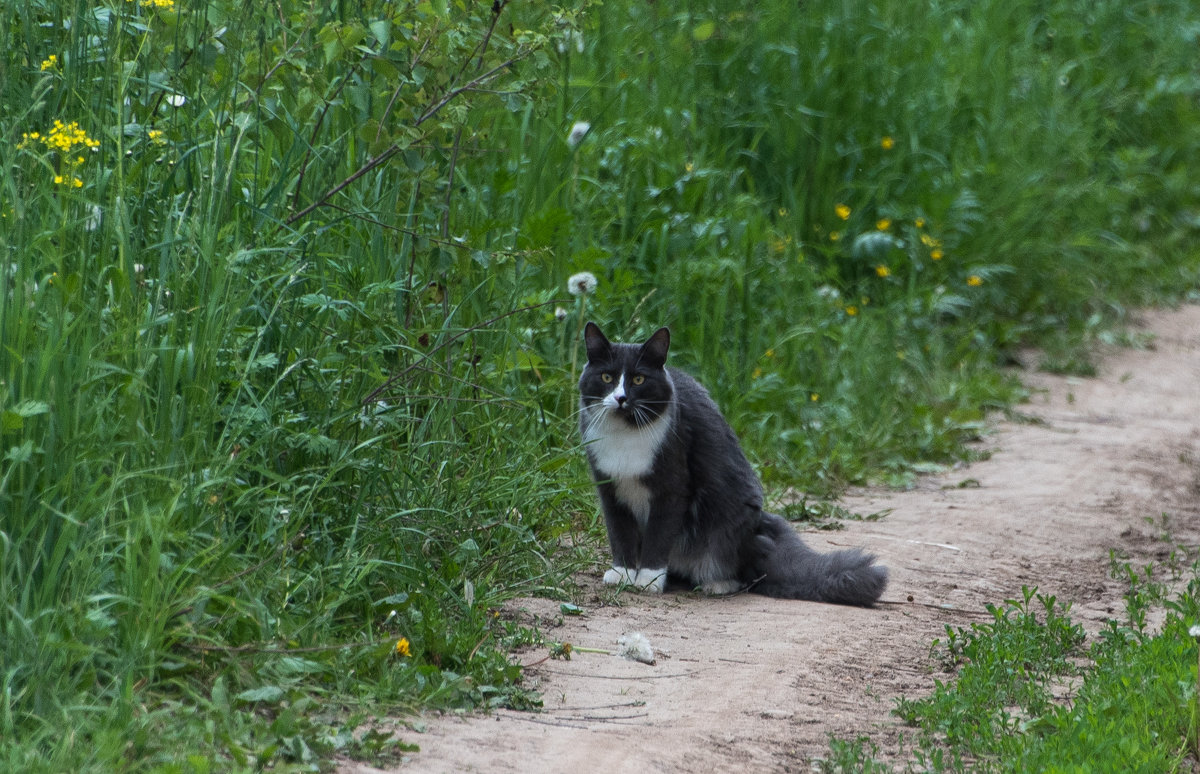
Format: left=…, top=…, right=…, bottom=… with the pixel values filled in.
left=579, top=322, right=673, bottom=428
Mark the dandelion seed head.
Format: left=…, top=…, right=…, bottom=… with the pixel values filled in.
left=616, top=631, right=655, bottom=665
left=567, top=271, right=598, bottom=297
left=567, top=121, right=591, bottom=148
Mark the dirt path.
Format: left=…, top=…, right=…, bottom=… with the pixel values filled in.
left=347, top=304, right=1200, bottom=774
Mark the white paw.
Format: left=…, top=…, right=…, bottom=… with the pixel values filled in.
left=633, top=567, right=668, bottom=594
left=603, top=566, right=635, bottom=585
left=700, top=579, right=742, bottom=596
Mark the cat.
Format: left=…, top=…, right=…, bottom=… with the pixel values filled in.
left=578, top=322, right=888, bottom=606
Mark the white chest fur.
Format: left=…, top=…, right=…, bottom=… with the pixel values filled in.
left=583, top=410, right=669, bottom=478
left=583, top=410, right=670, bottom=528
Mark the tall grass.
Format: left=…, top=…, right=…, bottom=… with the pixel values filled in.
left=2, top=0, right=1198, bottom=768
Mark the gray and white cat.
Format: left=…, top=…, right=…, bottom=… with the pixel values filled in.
left=578, top=322, right=887, bottom=606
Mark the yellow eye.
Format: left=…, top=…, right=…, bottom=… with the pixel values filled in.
left=601, top=373, right=613, bottom=383
left=632, top=375, right=645, bottom=385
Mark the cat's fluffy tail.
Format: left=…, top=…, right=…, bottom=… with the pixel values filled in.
left=748, top=513, right=888, bottom=606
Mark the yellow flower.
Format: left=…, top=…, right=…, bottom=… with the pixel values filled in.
left=810, top=393, right=819, bottom=402
left=777, top=207, right=789, bottom=217
left=764, top=348, right=775, bottom=359
left=967, top=275, right=983, bottom=287
left=845, top=305, right=858, bottom=316
left=931, top=249, right=944, bottom=261
left=876, top=218, right=891, bottom=231
left=880, top=136, right=895, bottom=150
left=835, top=203, right=851, bottom=220
left=685, top=161, right=694, bottom=173
left=914, top=217, right=926, bottom=228
left=40, top=55, right=58, bottom=71
left=395, top=637, right=411, bottom=657
left=148, top=129, right=166, bottom=144
left=752, top=367, right=763, bottom=380
left=829, top=231, right=841, bottom=242
left=54, top=175, right=64, bottom=185
left=875, top=265, right=891, bottom=278
left=920, top=233, right=938, bottom=247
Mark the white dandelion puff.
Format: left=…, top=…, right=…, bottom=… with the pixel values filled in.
left=616, top=632, right=656, bottom=665
left=555, top=306, right=568, bottom=321
left=567, top=121, right=591, bottom=149
left=567, top=271, right=598, bottom=297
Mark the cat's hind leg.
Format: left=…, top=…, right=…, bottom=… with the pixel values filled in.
left=699, top=578, right=742, bottom=595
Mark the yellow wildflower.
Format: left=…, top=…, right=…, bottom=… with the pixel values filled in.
left=931, top=249, right=944, bottom=261
left=880, top=136, right=895, bottom=150
left=752, top=367, right=763, bottom=380
left=40, top=55, right=58, bottom=71
left=876, top=218, right=891, bottom=231
left=845, top=305, right=858, bottom=316
left=764, top=348, right=775, bottom=359
left=915, top=217, right=926, bottom=228
left=835, top=203, right=851, bottom=220
left=829, top=231, right=841, bottom=242
left=810, top=393, right=819, bottom=402
left=395, top=637, right=412, bottom=657
left=967, top=275, right=983, bottom=287
left=875, top=265, right=891, bottom=278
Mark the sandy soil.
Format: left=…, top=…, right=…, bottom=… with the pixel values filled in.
left=345, top=304, right=1200, bottom=774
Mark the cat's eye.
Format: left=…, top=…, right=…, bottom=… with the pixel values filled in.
left=631, top=375, right=645, bottom=385
left=601, top=373, right=613, bottom=383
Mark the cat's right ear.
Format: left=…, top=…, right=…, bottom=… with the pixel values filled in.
left=583, top=322, right=612, bottom=363
left=640, top=326, right=671, bottom=369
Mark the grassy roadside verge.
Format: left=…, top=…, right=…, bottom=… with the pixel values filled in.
left=821, top=526, right=1200, bottom=772
left=2, top=0, right=1199, bottom=769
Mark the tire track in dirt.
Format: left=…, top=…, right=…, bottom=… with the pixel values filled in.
left=344, top=304, right=1200, bottom=774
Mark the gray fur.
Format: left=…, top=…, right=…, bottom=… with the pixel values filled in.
left=579, top=323, right=887, bottom=606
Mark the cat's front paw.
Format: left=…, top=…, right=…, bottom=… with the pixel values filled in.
left=603, top=566, right=635, bottom=586
left=632, top=567, right=667, bottom=594
left=700, top=579, right=742, bottom=596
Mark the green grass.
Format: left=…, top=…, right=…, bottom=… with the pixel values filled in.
left=821, top=533, right=1200, bottom=772
left=2, top=0, right=1199, bottom=769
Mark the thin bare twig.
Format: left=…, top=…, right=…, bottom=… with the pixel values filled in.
left=362, top=300, right=561, bottom=406
left=286, top=58, right=516, bottom=226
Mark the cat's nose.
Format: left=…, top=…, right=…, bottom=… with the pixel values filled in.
left=616, top=395, right=627, bottom=407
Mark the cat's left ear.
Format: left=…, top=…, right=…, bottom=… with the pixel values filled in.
left=583, top=322, right=612, bottom=363
left=640, top=327, right=671, bottom=369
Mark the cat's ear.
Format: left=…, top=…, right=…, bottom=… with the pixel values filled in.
left=583, top=322, right=612, bottom=363
left=639, top=327, right=671, bottom=369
